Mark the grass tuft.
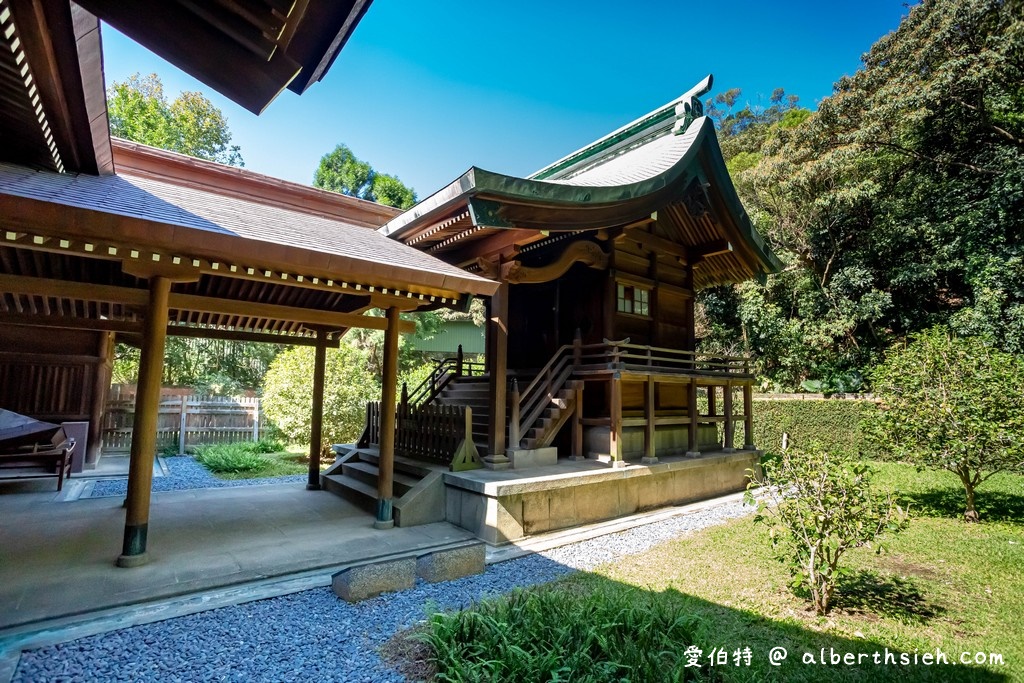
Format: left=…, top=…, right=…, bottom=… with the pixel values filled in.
left=418, top=583, right=709, bottom=682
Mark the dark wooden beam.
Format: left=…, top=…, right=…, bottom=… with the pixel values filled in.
left=502, top=240, right=608, bottom=284
left=73, top=0, right=301, bottom=114
left=621, top=227, right=692, bottom=264
left=0, top=274, right=414, bottom=333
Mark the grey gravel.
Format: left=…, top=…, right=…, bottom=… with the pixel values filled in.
left=89, top=456, right=306, bottom=498
left=14, top=498, right=753, bottom=682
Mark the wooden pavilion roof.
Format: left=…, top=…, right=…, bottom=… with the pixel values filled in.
left=380, top=76, right=782, bottom=290
left=0, top=141, right=497, bottom=344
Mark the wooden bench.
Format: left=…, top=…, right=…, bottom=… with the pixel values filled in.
left=0, top=427, right=76, bottom=491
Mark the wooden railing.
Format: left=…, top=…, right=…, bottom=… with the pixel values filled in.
left=576, top=339, right=753, bottom=376
left=362, top=400, right=479, bottom=469
left=508, top=337, right=755, bottom=450
left=403, top=344, right=485, bottom=408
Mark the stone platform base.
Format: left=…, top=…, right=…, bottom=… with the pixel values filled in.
left=443, top=450, right=760, bottom=545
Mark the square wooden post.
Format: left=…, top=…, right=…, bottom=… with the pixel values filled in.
left=117, top=276, right=171, bottom=568
left=609, top=372, right=624, bottom=467
left=723, top=382, right=736, bottom=452
left=743, top=383, right=755, bottom=450
left=642, top=377, right=657, bottom=464
left=307, top=329, right=328, bottom=490
left=685, top=380, right=700, bottom=457
left=570, top=385, right=585, bottom=461
left=376, top=307, right=401, bottom=529
left=485, top=282, right=510, bottom=469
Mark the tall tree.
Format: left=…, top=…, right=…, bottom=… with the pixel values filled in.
left=313, top=144, right=417, bottom=209
left=699, top=0, right=1024, bottom=390
left=108, top=73, right=243, bottom=166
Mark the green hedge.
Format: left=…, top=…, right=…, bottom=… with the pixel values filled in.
left=753, top=399, right=880, bottom=459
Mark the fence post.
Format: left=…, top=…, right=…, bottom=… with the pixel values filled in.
left=251, top=398, right=260, bottom=442
left=456, top=344, right=464, bottom=376
left=178, top=395, right=188, bottom=455
left=401, top=382, right=409, bottom=411
left=573, top=328, right=582, bottom=365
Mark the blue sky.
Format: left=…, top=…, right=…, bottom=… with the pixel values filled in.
left=100, top=0, right=910, bottom=198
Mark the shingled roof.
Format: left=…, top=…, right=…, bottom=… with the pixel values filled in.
left=380, top=76, right=781, bottom=290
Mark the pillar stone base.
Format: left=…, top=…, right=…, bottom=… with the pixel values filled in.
left=116, top=552, right=149, bottom=568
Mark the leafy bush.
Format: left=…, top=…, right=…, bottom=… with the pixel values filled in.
left=194, top=442, right=272, bottom=473
left=249, top=437, right=285, bottom=454
left=869, top=327, right=1024, bottom=522
left=420, top=584, right=706, bottom=682
left=747, top=445, right=908, bottom=615
left=261, top=343, right=379, bottom=446
left=753, top=398, right=879, bottom=458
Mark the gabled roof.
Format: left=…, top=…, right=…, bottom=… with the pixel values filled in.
left=381, top=76, right=782, bottom=289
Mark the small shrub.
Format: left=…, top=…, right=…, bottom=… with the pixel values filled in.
left=869, top=327, right=1024, bottom=522
left=746, top=445, right=908, bottom=615
left=194, top=442, right=272, bottom=473
left=262, top=343, right=379, bottom=446
left=419, top=584, right=706, bottom=682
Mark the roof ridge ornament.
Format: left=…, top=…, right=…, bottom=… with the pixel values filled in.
left=673, top=74, right=714, bottom=135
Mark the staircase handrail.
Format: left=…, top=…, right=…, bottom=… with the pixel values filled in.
left=405, top=344, right=486, bottom=408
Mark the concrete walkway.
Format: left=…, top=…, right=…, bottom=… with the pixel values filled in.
left=0, top=482, right=475, bottom=633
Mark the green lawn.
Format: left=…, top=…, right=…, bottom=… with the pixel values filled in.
left=403, top=462, right=1024, bottom=682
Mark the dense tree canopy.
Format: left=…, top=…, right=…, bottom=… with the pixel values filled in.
left=108, top=73, right=243, bottom=166
left=699, top=0, right=1024, bottom=391
left=313, top=144, right=417, bottom=209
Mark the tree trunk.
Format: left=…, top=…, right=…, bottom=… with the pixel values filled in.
left=964, top=483, right=979, bottom=523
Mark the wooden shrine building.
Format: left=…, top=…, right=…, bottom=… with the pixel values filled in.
left=326, top=76, right=782, bottom=542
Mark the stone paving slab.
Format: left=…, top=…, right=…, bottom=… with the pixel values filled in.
left=0, top=483, right=474, bottom=633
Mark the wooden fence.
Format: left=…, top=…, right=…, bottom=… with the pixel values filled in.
left=102, top=394, right=268, bottom=455
left=362, top=401, right=473, bottom=467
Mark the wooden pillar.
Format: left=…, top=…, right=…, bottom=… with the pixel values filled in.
left=707, top=385, right=717, bottom=419
left=484, top=282, right=510, bottom=469
left=743, top=383, right=755, bottom=450
left=609, top=372, right=624, bottom=467
left=117, top=276, right=171, bottom=568
left=685, top=380, right=700, bottom=457
left=86, top=331, right=114, bottom=468
left=375, top=307, right=400, bottom=529
left=723, top=382, right=736, bottom=453
left=306, top=329, right=328, bottom=490
left=642, top=377, right=657, bottom=464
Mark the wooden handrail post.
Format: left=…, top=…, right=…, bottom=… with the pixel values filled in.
left=509, top=378, right=520, bottom=449
left=456, top=344, right=464, bottom=376
left=401, top=382, right=409, bottom=410
left=573, top=328, right=582, bottom=365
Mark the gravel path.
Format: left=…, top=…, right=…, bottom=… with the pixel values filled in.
left=89, top=456, right=307, bottom=498
left=14, top=499, right=753, bottom=682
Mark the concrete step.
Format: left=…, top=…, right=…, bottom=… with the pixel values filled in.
left=321, top=473, right=376, bottom=513
left=343, top=460, right=420, bottom=496
left=358, top=451, right=437, bottom=479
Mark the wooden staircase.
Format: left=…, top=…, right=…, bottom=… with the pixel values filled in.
left=518, top=379, right=581, bottom=450
left=321, top=447, right=446, bottom=525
